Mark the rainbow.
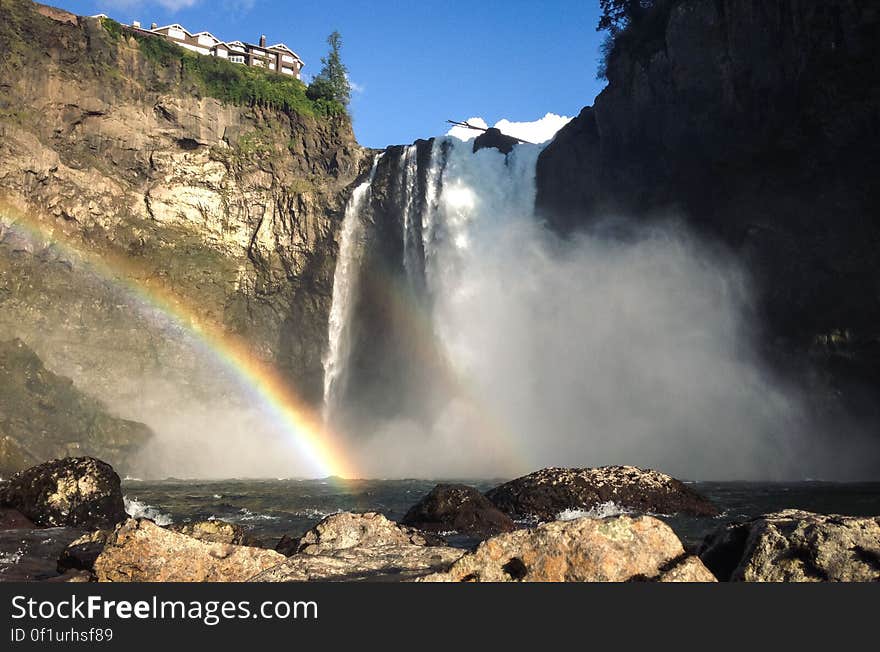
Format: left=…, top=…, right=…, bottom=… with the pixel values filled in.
left=0, top=200, right=358, bottom=480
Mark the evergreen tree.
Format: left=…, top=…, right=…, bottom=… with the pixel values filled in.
left=308, top=30, right=350, bottom=107
left=597, top=0, right=652, bottom=35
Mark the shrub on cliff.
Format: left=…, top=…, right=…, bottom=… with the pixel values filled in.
left=98, top=18, right=345, bottom=118
left=596, top=0, right=678, bottom=80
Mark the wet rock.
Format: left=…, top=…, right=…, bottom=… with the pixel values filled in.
left=0, top=527, right=86, bottom=582
left=402, top=484, right=516, bottom=538
left=656, top=556, right=719, bottom=583
left=421, top=515, right=715, bottom=582
left=92, top=519, right=286, bottom=582
left=0, top=507, right=35, bottom=530
left=486, top=466, right=718, bottom=521
left=295, top=512, right=439, bottom=555
left=251, top=512, right=464, bottom=582
left=1, top=457, right=127, bottom=529
left=167, top=520, right=256, bottom=546
left=473, top=127, right=520, bottom=155
left=274, top=535, right=299, bottom=557
left=58, top=529, right=111, bottom=574
left=44, top=569, right=95, bottom=583
left=699, top=510, right=880, bottom=582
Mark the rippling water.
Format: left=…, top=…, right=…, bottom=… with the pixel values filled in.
left=121, top=479, right=880, bottom=550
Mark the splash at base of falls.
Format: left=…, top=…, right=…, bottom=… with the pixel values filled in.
left=318, top=134, right=862, bottom=481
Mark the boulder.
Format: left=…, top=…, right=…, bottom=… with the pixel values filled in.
left=0, top=457, right=127, bottom=528
left=401, top=484, right=516, bottom=538
left=92, top=519, right=286, bottom=582
left=0, top=506, right=35, bottom=529
left=251, top=512, right=464, bottom=582
left=486, top=466, right=718, bottom=521
left=58, top=529, right=112, bottom=574
left=699, top=510, right=880, bottom=582
left=420, top=515, right=716, bottom=582
left=166, top=520, right=256, bottom=546
left=294, top=512, right=439, bottom=555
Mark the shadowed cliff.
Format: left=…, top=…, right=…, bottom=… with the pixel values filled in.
left=536, top=0, right=880, bottom=434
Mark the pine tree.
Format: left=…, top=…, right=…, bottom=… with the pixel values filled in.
left=309, top=30, right=351, bottom=107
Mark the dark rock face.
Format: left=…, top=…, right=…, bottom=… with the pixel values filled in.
left=473, top=128, right=520, bottom=155
left=57, top=530, right=111, bottom=575
left=486, top=466, right=718, bottom=521
left=274, top=534, right=300, bottom=557
left=401, top=484, right=516, bottom=538
left=0, top=506, right=34, bottom=529
left=0, top=339, right=152, bottom=476
left=535, top=0, right=880, bottom=441
left=0, top=457, right=127, bottom=529
left=699, top=510, right=880, bottom=582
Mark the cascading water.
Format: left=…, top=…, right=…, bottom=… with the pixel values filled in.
left=321, top=157, right=380, bottom=420
left=322, top=134, right=811, bottom=480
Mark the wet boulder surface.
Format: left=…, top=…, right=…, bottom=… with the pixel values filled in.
left=401, top=484, right=516, bottom=538
left=420, top=515, right=716, bottom=583
left=699, top=509, right=880, bottom=582
left=0, top=457, right=127, bottom=529
left=486, top=466, right=718, bottom=522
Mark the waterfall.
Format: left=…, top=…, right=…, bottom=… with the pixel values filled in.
left=322, top=133, right=805, bottom=480
left=321, top=157, right=380, bottom=420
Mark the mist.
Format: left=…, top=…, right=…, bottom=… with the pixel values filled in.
left=328, top=139, right=871, bottom=481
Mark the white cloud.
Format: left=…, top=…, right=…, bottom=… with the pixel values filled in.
left=446, top=113, right=572, bottom=145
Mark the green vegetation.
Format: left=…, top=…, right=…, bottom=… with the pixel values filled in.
left=307, top=31, right=351, bottom=107
left=596, top=0, right=677, bottom=80
left=99, top=20, right=345, bottom=118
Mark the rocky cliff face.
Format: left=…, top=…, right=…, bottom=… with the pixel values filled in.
left=0, top=340, right=151, bottom=476
left=0, top=0, right=368, bottom=443
left=537, top=0, right=880, bottom=428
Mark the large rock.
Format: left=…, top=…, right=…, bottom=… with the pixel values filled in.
left=699, top=510, right=880, bottom=582
left=401, top=484, right=516, bottom=538
left=294, top=512, right=438, bottom=555
left=166, top=520, right=255, bottom=546
left=421, top=515, right=716, bottom=582
left=0, top=339, right=152, bottom=476
left=486, top=466, right=718, bottom=522
left=0, top=0, right=368, bottom=452
left=0, top=457, right=127, bottom=529
left=251, top=512, right=464, bottom=582
left=92, top=519, right=286, bottom=582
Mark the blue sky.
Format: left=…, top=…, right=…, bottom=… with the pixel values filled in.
left=55, top=0, right=607, bottom=148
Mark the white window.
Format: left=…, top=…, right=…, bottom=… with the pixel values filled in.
left=281, top=67, right=294, bottom=76
left=168, top=28, right=185, bottom=40
left=229, top=55, right=245, bottom=64
left=282, top=55, right=295, bottom=64
left=253, top=59, right=265, bottom=67
left=269, top=63, right=276, bottom=70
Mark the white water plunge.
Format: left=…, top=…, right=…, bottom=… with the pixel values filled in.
left=322, top=157, right=380, bottom=419
left=323, top=137, right=811, bottom=480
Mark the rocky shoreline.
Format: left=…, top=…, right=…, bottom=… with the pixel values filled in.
left=1, top=457, right=878, bottom=583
